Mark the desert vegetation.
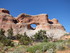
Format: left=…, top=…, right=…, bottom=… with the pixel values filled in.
left=0, top=28, right=70, bottom=53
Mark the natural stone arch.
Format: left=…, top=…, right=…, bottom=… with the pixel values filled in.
left=0, top=8, right=66, bottom=36
left=27, top=23, right=39, bottom=30
left=17, top=13, right=49, bottom=24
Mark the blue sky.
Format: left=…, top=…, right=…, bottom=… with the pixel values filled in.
left=0, top=0, right=70, bottom=32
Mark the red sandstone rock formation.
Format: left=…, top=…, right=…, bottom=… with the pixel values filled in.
left=0, top=8, right=65, bottom=36
left=17, top=13, right=65, bottom=30
left=0, top=8, right=10, bottom=14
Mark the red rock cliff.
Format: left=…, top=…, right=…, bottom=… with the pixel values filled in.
left=0, top=8, right=65, bottom=36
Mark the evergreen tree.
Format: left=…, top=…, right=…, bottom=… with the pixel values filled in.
left=0, top=28, right=14, bottom=46
left=0, top=28, right=6, bottom=41
left=19, top=32, right=31, bottom=45
left=7, top=27, right=13, bottom=39
left=0, top=28, right=5, bottom=36
left=33, top=30, right=48, bottom=42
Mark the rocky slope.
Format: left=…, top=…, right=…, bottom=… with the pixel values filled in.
left=0, top=8, right=66, bottom=38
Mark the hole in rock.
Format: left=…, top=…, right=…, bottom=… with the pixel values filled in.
left=30, top=24, right=37, bottom=30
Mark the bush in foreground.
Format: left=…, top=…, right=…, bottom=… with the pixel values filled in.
left=27, top=42, right=56, bottom=53
left=15, top=32, right=32, bottom=45
left=7, top=27, right=13, bottom=39
left=33, top=30, right=48, bottom=42
left=0, top=28, right=14, bottom=46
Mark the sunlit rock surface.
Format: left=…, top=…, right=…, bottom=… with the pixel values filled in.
left=0, top=8, right=66, bottom=38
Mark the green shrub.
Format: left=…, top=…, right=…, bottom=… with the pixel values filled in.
left=7, top=45, right=26, bottom=53
left=19, top=32, right=32, bottom=45
left=55, top=42, right=66, bottom=51
left=15, top=34, right=23, bottom=40
left=56, top=40, right=64, bottom=42
left=15, top=33, right=32, bottom=45
left=33, top=30, right=48, bottom=42
left=0, top=28, right=14, bottom=46
left=0, top=34, right=6, bottom=42
left=0, top=28, right=5, bottom=36
left=64, top=33, right=70, bottom=36
left=7, top=27, right=13, bottom=39
left=45, top=42, right=56, bottom=50
left=2, top=38, right=14, bottom=46
left=27, top=42, right=57, bottom=53
left=0, top=28, right=6, bottom=42
left=27, top=43, right=45, bottom=53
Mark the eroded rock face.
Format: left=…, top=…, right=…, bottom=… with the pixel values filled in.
left=17, top=14, right=48, bottom=24
left=0, top=8, right=10, bottom=14
left=0, top=8, right=66, bottom=37
left=17, top=13, right=65, bottom=31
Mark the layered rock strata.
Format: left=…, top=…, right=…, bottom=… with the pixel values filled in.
left=0, top=8, right=66, bottom=38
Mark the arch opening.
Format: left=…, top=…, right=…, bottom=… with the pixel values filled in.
left=30, top=24, right=37, bottom=29
left=27, top=24, right=37, bottom=30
